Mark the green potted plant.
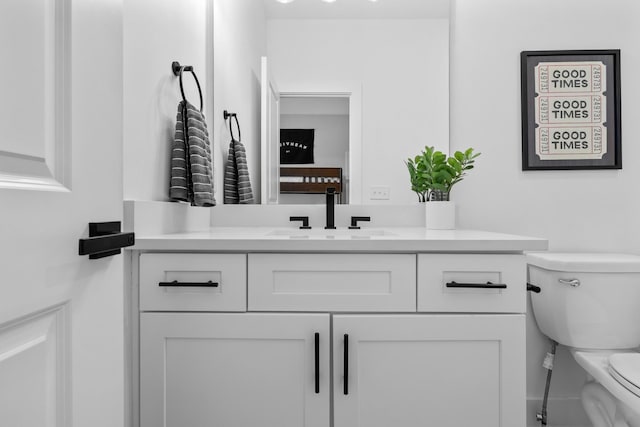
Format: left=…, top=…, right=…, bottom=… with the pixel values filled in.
left=405, top=146, right=480, bottom=228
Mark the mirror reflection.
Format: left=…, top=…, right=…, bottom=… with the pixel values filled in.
left=279, top=96, right=350, bottom=204
left=260, top=0, right=450, bottom=205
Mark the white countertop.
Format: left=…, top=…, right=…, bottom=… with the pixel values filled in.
left=131, top=227, right=548, bottom=252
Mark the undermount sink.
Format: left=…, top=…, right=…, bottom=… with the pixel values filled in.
left=268, top=228, right=396, bottom=238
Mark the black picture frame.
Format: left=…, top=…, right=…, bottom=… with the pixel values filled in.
left=521, top=50, right=621, bottom=170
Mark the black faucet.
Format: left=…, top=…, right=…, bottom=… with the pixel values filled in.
left=325, top=188, right=336, bottom=229
left=349, top=216, right=371, bottom=229
left=290, top=216, right=311, bottom=229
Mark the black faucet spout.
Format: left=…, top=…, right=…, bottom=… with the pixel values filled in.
left=325, top=188, right=336, bottom=229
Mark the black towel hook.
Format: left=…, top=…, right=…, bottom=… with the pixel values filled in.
left=172, top=61, right=203, bottom=112
left=224, top=110, right=241, bottom=141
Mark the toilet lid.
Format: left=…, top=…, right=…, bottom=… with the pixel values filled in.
left=609, top=353, right=640, bottom=398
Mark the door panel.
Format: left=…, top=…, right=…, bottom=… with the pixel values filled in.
left=0, top=0, right=70, bottom=190
left=0, top=305, right=67, bottom=426
left=140, top=313, right=330, bottom=427
left=333, top=314, right=526, bottom=427
left=0, top=0, right=124, bottom=426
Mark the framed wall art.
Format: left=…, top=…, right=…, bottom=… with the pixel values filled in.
left=280, top=128, right=315, bottom=164
left=521, top=50, right=621, bottom=170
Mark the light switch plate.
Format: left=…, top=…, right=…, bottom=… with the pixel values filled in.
left=369, top=186, right=390, bottom=200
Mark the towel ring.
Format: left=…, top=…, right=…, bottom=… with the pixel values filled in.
left=172, top=61, right=203, bottom=112
left=224, top=110, right=241, bottom=142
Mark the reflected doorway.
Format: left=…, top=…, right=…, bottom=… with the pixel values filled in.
left=279, top=96, right=349, bottom=204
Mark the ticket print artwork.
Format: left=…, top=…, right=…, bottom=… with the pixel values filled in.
left=521, top=50, right=621, bottom=170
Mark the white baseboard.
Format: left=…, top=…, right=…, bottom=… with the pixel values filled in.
left=527, top=397, right=590, bottom=427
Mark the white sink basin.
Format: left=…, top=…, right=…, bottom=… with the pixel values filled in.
left=268, top=228, right=396, bottom=238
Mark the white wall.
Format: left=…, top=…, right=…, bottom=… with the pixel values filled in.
left=123, top=0, right=212, bottom=201
left=451, top=0, right=640, bottom=420
left=267, top=19, right=449, bottom=204
left=213, top=0, right=266, bottom=203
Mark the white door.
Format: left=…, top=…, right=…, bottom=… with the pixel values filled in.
left=0, top=1, right=124, bottom=426
left=333, top=314, right=526, bottom=427
left=140, top=313, right=330, bottom=427
left=260, top=56, right=280, bottom=204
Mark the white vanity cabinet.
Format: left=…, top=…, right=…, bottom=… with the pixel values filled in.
left=136, top=251, right=528, bottom=427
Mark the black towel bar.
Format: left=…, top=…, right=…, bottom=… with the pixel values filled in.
left=172, top=61, right=203, bottom=112
left=223, top=110, right=241, bottom=141
left=78, top=221, right=135, bottom=259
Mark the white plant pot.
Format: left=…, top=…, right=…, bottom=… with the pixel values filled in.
left=425, top=201, right=456, bottom=230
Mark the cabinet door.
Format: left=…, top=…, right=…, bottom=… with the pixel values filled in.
left=141, top=313, right=330, bottom=427
left=333, top=314, right=525, bottom=427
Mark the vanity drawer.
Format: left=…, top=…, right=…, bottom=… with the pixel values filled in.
left=417, top=254, right=526, bottom=313
left=139, top=253, right=246, bottom=312
left=248, top=254, right=416, bottom=312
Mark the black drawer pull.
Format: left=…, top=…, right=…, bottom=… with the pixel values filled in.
left=314, top=332, right=320, bottom=394
left=343, top=334, right=349, bottom=395
left=446, top=281, right=507, bottom=289
left=159, top=280, right=219, bottom=287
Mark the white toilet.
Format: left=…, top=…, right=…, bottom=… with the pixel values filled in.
left=527, top=252, right=640, bottom=427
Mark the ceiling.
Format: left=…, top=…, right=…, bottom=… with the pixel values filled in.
left=263, top=0, right=450, bottom=20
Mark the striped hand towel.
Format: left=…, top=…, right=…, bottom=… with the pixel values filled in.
left=223, top=139, right=254, bottom=204
left=169, top=101, right=216, bottom=207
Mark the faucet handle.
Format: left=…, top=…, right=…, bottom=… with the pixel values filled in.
left=349, top=216, right=371, bottom=229
left=290, top=216, right=312, bottom=229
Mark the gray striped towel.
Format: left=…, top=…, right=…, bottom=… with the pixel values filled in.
left=169, top=101, right=216, bottom=207
left=224, top=139, right=254, bottom=204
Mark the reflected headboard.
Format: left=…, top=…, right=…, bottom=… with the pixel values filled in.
left=279, top=167, right=342, bottom=194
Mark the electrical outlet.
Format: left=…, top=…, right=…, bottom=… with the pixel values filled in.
left=369, top=186, right=390, bottom=200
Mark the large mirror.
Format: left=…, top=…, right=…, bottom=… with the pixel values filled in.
left=260, top=0, right=450, bottom=205
left=213, top=0, right=450, bottom=205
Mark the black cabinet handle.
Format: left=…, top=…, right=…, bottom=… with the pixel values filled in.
left=343, top=334, right=349, bottom=395
left=78, top=221, right=135, bottom=259
left=348, top=216, right=371, bottom=229
left=158, top=280, right=219, bottom=287
left=445, top=281, right=507, bottom=289
left=290, top=216, right=311, bottom=229
left=314, top=332, right=320, bottom=394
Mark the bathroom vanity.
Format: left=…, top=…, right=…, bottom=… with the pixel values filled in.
left=129, top=227, right=547, bottom=427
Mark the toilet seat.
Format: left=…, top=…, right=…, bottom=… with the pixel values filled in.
left=610, top=354, right=640, bottom=398
left=574, top=350, right=640, bottom=412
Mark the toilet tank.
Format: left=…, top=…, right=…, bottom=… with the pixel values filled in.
left=527, top=253, right=640, bottom=350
